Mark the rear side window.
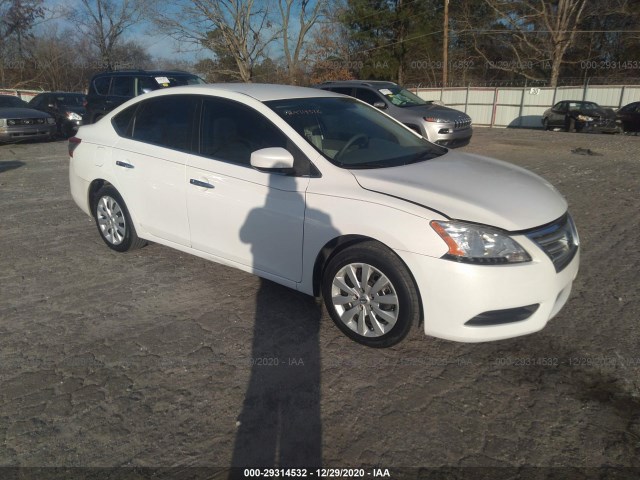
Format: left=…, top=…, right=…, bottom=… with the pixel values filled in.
left=111, top=77, right=134, bottom=97
left=112, top=105, right=138, bottom=137
left=328, top=87, right=353, bottom=96
left=130, top=95, right=197, bottom=151
left=93, top=77, right=110, bottom=95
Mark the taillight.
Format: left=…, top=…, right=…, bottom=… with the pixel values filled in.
left=68, top=136, right=81, bottom=157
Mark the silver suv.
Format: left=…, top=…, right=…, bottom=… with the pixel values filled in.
left=316, top=80, right=472, bottom=147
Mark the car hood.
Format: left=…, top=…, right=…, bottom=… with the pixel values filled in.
left=351, top=151, right=567, bottom=231
left=406, top=104, right=471, bottom=121
left=575, top=107, right=615, bottom=119
left=0, top=107, right=51, bottom=119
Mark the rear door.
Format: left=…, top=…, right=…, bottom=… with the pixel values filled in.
left=111, top=94, right=198, bottom=246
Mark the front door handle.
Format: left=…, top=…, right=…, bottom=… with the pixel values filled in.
left=116, top=160, right=134, bottom=169
left=190, top=179, right=214, bottom=189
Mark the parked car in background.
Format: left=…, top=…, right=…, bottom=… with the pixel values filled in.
left=29, top=92, right=86, bottom=138
left=615, top=102, right=640, bottom=133
left=0, top=95, right=56, bottom=143
left=542, top=100, right=618, bottom=133
left=69, top=84, right=579, bottom=348
left=316, top=80, right=472, bottom=147
left=85, top=69, right=206, bottom=124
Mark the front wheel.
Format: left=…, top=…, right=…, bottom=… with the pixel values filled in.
left=322, top=241, right=419, bottom=348
left=93, top=186, right=146, bottom=252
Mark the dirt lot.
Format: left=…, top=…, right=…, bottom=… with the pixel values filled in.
left=1, top=128, right=639, bottom=477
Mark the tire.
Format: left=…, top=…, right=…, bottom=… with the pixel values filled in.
left=93, top=186, right=146, bottom=252
left=322, top=241, right=419, bottom=348
left=542, top=118, right=550, bottom=131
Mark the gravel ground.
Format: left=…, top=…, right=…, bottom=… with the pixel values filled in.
left=0, top=128, right=639, bottom=478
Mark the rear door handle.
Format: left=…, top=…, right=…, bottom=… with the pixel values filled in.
left=190, top=179, right=214, bottom=189
left=116, top=160, right=134, bottom=169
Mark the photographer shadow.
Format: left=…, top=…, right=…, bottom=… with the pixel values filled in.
left=231, top=172, right=337, bottom=470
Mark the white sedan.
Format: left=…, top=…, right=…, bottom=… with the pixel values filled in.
left=69, top=84, right=579, bottom=347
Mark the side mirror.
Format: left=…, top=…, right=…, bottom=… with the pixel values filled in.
left=373, top=101, right=387, bottom=110
left=250, top=147, right=294, bottom=172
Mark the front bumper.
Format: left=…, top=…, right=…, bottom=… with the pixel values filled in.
left=397, top=236, right=579, bottom=342
left=0, top=124, right=56, bottom=142
left=424, top=122, right=472, bottom=147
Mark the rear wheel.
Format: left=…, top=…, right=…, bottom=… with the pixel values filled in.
left=322, top=241, right=419, bottom=348
left=93, top=186, right=146, bottom=252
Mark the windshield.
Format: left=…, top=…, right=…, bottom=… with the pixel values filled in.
left=0, top=96, right=29, bottom=108
left=266, top=97, right=446, bottom=169
left=378, top=87, right=427, bottom=108
left=55, top=94, right=84, bottom=106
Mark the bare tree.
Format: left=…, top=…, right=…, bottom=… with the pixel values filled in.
left=461, top=0, right=590, bottom=86
left=278, top=0, right=326, bottom=84
left=69, top=0, right=148, bottom=70
left=154, top=0, right=277, bottom=82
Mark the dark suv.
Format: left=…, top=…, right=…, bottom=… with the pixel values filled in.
left=316, top=80, right=472, bottom=147
left=85, top=70, right=205, bottom=123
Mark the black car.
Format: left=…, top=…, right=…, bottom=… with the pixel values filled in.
left=85, top=70, right=206, bottom=123
left=616, top=102, right=640, bottom=133
left=29, top=92, right=86, bottom=138
left=542, top=100, right=618, bottom=133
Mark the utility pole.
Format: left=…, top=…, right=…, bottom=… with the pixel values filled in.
left=443, top=0, right=449, bottom=86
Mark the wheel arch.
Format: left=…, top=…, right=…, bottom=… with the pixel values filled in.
left=88, top=179, right=113, bottom=217
left=311, top=234, right=424, bottom=326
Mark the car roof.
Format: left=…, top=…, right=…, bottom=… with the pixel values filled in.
left=140, top=83, right=343, bottom=102
left=318, top=80, right=399, bottom=89
left=92, top=70, right=197, bottom=78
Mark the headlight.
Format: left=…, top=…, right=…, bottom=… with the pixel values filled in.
left=431, top=220, right=531, bottom=264
left=576, top=115, right=594, bottom=122
left=424, top=116, right=448, bottom=123
left=66, top=112, right=82, bottom=121
left=46, top=117, right=56, bottom=125
left=0, top=119, right=5, bottom=127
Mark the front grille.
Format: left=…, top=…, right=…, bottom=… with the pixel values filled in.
left=453, top=117, right=472, bottom=129
left=526, top=214, right=579, bottom=272
left=7, top=118, right=46, bottom=126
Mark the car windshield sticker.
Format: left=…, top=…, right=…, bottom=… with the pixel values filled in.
left=155, top=76, right=170, bottom=86
left=379, top=89, right=393, bottom=95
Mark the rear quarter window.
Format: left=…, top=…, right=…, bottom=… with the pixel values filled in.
left=93, top=77, right=110, bottom=95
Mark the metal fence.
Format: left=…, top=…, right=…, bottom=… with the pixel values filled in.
left=414, top=85, right=640, bottom=128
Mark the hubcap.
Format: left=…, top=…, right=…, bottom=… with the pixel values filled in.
left=331, top=263, right=399, bottom=337
left=97, top=196, right=126, bottom=245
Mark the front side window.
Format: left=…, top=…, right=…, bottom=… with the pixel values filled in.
left=200, top=98, right=287, bottom=166
left=355, top=88, right=383, bottom=106
left=129, top=95, right=197, bottom=151
left=266, top=97, right=446, bottom=169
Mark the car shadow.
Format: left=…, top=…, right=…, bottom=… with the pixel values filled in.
left=0, top=160, right=25, bottom=174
